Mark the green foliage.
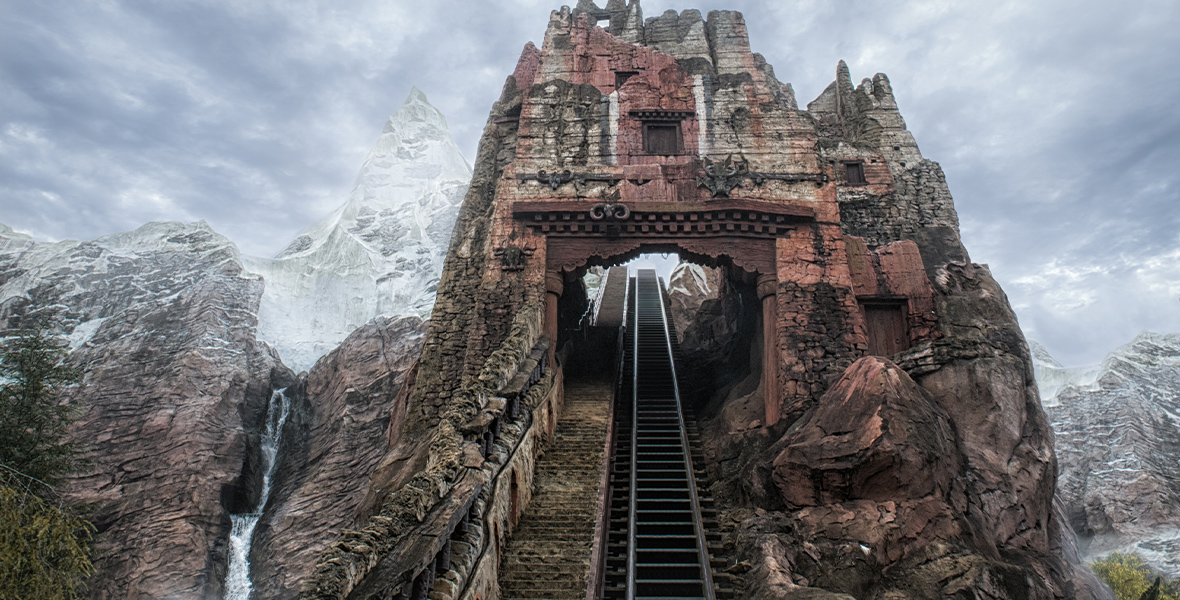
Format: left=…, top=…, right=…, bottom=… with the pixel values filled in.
left=0, top=327, right=82, bottom=492
left=1090, top=552, right=1180, bottom=600
left=0, top=484, right=94, bottom=600
left=0, top=325, right=93, bottom=599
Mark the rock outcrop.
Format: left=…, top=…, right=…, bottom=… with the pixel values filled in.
left=1037, top=333, right=1180, bottom=578
left=748, top=356, right=1116, bottom=599
left=249, top=315, right=428, bottom=598
left=666, top=262, right=720, bottom=342
left=0, top=221, right=292, bottom=599
left=772, top=357, right=960, bottom=511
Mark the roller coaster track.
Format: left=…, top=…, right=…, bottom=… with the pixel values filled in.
left=601, top=269, right=723, bottom=600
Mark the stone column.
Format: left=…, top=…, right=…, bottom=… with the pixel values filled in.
left=545, top=271, right=564, bottom=367
left=757, top=273, right=780, bottom=427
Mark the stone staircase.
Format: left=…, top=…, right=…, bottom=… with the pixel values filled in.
left=500, top=378, right=613, bottom=600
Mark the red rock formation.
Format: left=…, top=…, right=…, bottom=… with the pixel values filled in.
left=772, top=357, right=959, bottom=510
left=249, top=316, right=427, bottom=599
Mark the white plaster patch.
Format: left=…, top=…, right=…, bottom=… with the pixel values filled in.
left=608, top=91, right=619, bottom=165
left=694, top=74, right=709, bottom=157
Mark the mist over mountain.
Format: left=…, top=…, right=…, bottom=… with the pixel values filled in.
left=244, top=88, right=471, bottom=372
left=1033, top=333, right=1180, bottom=578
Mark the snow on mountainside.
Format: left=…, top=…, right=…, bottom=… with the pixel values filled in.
left=0, top=220, right=255, bottom=346
left=1033, top=333, right=1180, bottom=578
left=0, top=220, right=290, bottom=598
left=1028, top=340, right=1102, bottom=406
left=244, top=88, right=471, bottom=372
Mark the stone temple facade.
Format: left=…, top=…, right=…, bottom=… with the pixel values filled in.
left=299, top=3, right=1113, bottom=599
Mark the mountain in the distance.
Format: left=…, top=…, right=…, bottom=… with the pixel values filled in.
left=0, top=219, right=291, bottom=597
left=0, top=87, right=472, bottom=598
left=1032, top=333, right=1180, bottom=578
left=245, top=87, right=472, bottom=372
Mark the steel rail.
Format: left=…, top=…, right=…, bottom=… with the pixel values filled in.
left=621, top=270, right=715, bottom=600
left=655, top=277, right=715, bottom=600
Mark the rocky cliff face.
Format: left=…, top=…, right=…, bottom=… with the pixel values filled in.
left=248, top=315, right=428, bottom=598
left=0, top=89, right=468, bottom=598
left=1035, top=333, right=1180, bottom=578
left=0, top=221, right=291, bottom=599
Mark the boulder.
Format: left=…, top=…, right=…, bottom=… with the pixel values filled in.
left=772, top=356, right=960, bottom=509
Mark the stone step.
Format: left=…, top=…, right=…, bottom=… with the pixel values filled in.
left=500, top=379, right=613, bottom=600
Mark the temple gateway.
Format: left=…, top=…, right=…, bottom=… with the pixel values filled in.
left=301, top=3, right=1111, bottom=600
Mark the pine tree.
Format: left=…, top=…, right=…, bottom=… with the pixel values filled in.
left=0, top=326, right=82, bottom=491
left=0, top=325, right=93, bottom=599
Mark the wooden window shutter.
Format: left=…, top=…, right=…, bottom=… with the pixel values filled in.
left=845, top=162, right=866, bottom=184
left=644, top=124, right=680, bottom=155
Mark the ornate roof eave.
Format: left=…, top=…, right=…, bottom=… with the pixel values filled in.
left=511, top=198, right=815, bottom=239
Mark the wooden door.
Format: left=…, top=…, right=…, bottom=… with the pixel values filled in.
left=864, top=303, right=908, bottom=356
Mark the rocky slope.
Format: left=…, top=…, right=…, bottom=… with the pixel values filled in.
left=248, top=315, right=428, bottom=598
left=1035, top=333, right=1180, bottom=578
left=245, top=88, right=471, bottom=373
left=0, top=89, right=470, bottom=598
left=0, top=221, right=291, bottom=599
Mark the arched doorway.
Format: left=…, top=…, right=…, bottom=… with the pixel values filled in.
left=530, top=226, right=788, bottom=425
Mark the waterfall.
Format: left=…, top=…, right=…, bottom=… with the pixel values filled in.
left=224, top=388, right=291, bottom=600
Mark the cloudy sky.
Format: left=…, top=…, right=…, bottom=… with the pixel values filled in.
left=2, top=0, right=1177, bottom=366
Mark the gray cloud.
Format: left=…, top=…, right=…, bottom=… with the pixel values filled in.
left=1, top=0, right=1177, bottom=365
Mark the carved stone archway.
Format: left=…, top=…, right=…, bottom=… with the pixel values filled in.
left=513, top=198, right=816, bottom=426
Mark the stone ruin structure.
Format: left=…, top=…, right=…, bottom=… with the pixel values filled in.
left=299, top=2, right=1114, bottom=599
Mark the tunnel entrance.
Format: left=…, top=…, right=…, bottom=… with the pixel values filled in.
left=559, top=252, right=759, bottom=418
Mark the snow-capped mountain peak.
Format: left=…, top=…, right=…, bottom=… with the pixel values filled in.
left=247, top=88, right=472, bottom=372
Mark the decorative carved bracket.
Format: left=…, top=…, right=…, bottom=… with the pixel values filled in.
left=697, top=155, right=747, bottom=197
left=493, top=236, right=537, bottom=271
left=589, top=202, right=630, bottom=220
left=697, top=154, right=829, bottom=198
left=516, top=170, right=622, bottom=190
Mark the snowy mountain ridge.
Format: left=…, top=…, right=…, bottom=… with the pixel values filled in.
left=1034, top=332, right=1180, bottom=578
left=0, top=219, right=253, bottom=351
left=244, top=88, right=471, bottom=372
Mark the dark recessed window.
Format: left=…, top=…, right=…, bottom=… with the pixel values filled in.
left=616, top=71, right=638, bottom=88
left=844, top=161, right=866, bottom=184
left=644, top=123, right=681, bottom=155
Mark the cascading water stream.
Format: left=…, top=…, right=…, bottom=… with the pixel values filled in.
left=224, top=388, right=291, bottom=600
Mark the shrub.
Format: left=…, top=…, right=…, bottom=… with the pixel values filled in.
left=0, top=483, right=94, bottom=600
left=1090, top=552, right=1180, bottom=600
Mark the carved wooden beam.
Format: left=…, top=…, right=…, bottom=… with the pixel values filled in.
left=512, top=199, right=814, bottom=239
left=515, top=170, right=623, bottom=190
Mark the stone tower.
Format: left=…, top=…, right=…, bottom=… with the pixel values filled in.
left=300, top=3, right=1112, bottom=599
